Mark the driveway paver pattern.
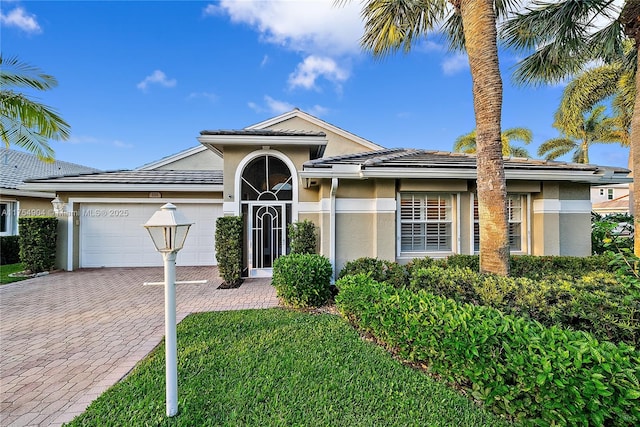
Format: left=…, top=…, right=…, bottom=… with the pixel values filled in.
left=0, top=267, right=278, bottom=426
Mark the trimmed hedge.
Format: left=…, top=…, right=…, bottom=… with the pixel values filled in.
left=0, top=235, right=20, bottom=265
left=18, top=217, right=57, bottom=273
left=272, top=253, right=332, bottom=308
left=411, top=266, right=639, bottom=345
left=338, top=257, right=408, bottom=288
left=335, top=275, right=640, bottom=425
left=288, top=220, right=317, bottom=254
left=215, top=216, right=243, bottom=287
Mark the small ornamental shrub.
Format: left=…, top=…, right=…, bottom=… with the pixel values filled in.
left=0, top=235, right=20, bottom=265
left=335, top=275, right=640, bottom=426
left=272, top=253, right=332, bottom=308
left=18, top=217, right=57, bottom=273
left=288, top=220, right=317, bottom=254
left=338, top=257, right=408, bottom=288
left=215, top=216, right=243, bottom=287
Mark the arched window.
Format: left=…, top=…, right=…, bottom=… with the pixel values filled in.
left=241, top=155, right=293, bottom=201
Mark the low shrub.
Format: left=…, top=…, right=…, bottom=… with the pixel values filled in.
left=338, top=257, right=408, bottom=288
left=510, top=254, right=613, bottom=279
left=18, top=217, right=57, bottom=273
left=0, top=235, right=20, bottom=265
left=288, top=220, right=317, bottom=254
left=272, top=253, right=332, bottom=308
left=215, top=216, right=243, bottom=287
left=410, top=266, right=639, bottom=345
left=335, top=275, right=640, bottom=426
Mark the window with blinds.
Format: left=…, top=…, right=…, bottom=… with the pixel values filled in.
left=473, top=194, right=524, bottom=252
left=399, top=193, right=453, bottom=252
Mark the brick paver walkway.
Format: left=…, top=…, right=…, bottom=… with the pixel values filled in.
left=0, top=267, right=278, bottom=426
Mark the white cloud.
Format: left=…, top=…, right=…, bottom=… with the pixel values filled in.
left=206, top=0, right=363, bottom=56
left=442, top=53, right=469, bottom=76
left=288, top=55, right=349, bottom=90
left=0, top=7, right=41, bottom=34
left=136, top=70, right=177, bottom=91
left=65, top=135, right=99, bottom=145
left=113, top=140, right=133, bottom=149
left=187, top=91, right=218, bottom=103
left=249, top=96, right=328, bottom=117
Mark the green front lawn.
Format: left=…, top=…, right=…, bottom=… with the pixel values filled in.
left=0, top=263, right=27, bottom=284
left=66, top=309, right=512, bottom=426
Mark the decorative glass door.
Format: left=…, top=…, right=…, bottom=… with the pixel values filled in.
left=241, top=154, right=293, bottom=277
left=249, top=203, right=285, bottom=277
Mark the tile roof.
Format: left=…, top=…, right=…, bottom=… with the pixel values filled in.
left=0, top=148, right=100, bottom=190
left=592, top=194, right=630, bottom=210
left=25, top=170, right=223, bottom=185
left=200, top=129, right=326, bottom=137
left=303, top=148, right=629, bottom=173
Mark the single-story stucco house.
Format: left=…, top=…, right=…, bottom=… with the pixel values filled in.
left=0, top=148, right=99, bottom=237
left=22, top=109, right=632, bottom=277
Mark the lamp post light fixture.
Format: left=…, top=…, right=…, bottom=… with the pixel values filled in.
left=143, top=203, right=193, bottom=417
left=51, top=195, right=67, bottom=216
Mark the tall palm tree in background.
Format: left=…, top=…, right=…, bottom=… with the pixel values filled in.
left=454, top=127, right=532, bottom=157
left=538, top=105, right=621, bottom=163
left=501, top=0, right=640, bottom=255
left=0, top=55, right=70, bottom=161
left=347, top=0, right=520, bottom=275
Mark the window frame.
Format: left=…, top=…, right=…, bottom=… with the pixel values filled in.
left=471, top=193, right=530, bottom=255
left=0, top=201, right=18, bottom=237
left=397, top=192, right=459, bottom=258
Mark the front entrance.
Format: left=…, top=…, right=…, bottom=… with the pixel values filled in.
left=240, top=154, right=294, bottom=277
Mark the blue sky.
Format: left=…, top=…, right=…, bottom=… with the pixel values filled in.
left=2, top=0, right=630, bottom=171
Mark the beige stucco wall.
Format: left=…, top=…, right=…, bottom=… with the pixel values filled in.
left=532, top=182, right=591, bottom=256
left=262, top=116, right=379, bottom=158
left=155, top=148, right=223, bottom=170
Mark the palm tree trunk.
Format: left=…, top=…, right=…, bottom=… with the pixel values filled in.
left=621, top=2, right=640, bottom=256
left=459, top=0, right=509, bottom=275
left=582, top=141, right=589, bottom=164
left=632, top=52, right=640, bottom=256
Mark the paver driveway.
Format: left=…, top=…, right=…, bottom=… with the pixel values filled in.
left=0, top=267, right=278, bottom=426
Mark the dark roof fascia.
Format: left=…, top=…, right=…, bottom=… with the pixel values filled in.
left=301, top=149, right=632, bottom=184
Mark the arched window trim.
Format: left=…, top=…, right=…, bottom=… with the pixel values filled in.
left=233, top=149, right=298, bottom=220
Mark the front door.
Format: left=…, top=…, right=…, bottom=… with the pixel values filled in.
left=248, top=203, right=286, bottom=277
left=240, top=154, right=294, bottom=277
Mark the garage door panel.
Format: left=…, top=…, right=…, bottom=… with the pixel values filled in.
left=80, top=203, right=221, bottom=268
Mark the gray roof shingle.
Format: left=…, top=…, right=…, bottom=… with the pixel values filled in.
left=303, top=148, right=630, bottom=173
left=0, top=148, right=100, bottom=190
left=25, top=170, right=223, bottom=185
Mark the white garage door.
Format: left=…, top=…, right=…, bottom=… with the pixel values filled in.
left=80, top=202, right=222, bottom=267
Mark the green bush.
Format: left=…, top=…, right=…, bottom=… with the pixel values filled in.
left=215, top=216, right=243, bottom=287
left=338, top=257, right=408, bottom=288
left=288, top=219, right=317, bottom=254
left=335, top=275, right=640, bottom=426
left=272, top=253, right=332, bottom=308
left=18, top=217, right=57, bottom=273
left=0, top=235, right=20, bottom=265
left=510, top=254, right=613, bottom=279
left=409, top=266, right=639, bottom=345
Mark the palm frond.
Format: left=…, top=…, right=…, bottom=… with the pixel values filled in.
left=0, top=55, right=59, bottom=91
left=537, top=137, right=577, bottom=160
left=453, top=130, right=477, bottom=153
left=509, top=146, right=531, bottom=158
left=359, top=0, right=450, bottom=57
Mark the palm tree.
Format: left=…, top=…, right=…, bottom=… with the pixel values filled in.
left=347, top=0, right=517, bottom=275
left=502, top=0, right=640, bottom=255
left=539, top=105, right=621, bottom=164
left=454, top=127, right=532, bottom=157
left=0, top=55, right=70, bottom=161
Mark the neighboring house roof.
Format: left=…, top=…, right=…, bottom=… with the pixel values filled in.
left=246, top=108, right=384, bottom=152
left=24, top=170, right=223, bottom=192
left=0, top=148, right=99, bottom=197
left=137, top=145, right=209, bottom=170
left=301, top=148, right=632, bottom=184
left=592, top=193, right=630, bottom=213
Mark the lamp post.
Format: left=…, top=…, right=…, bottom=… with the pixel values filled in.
left=143, top=203, right=193, bottom=417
